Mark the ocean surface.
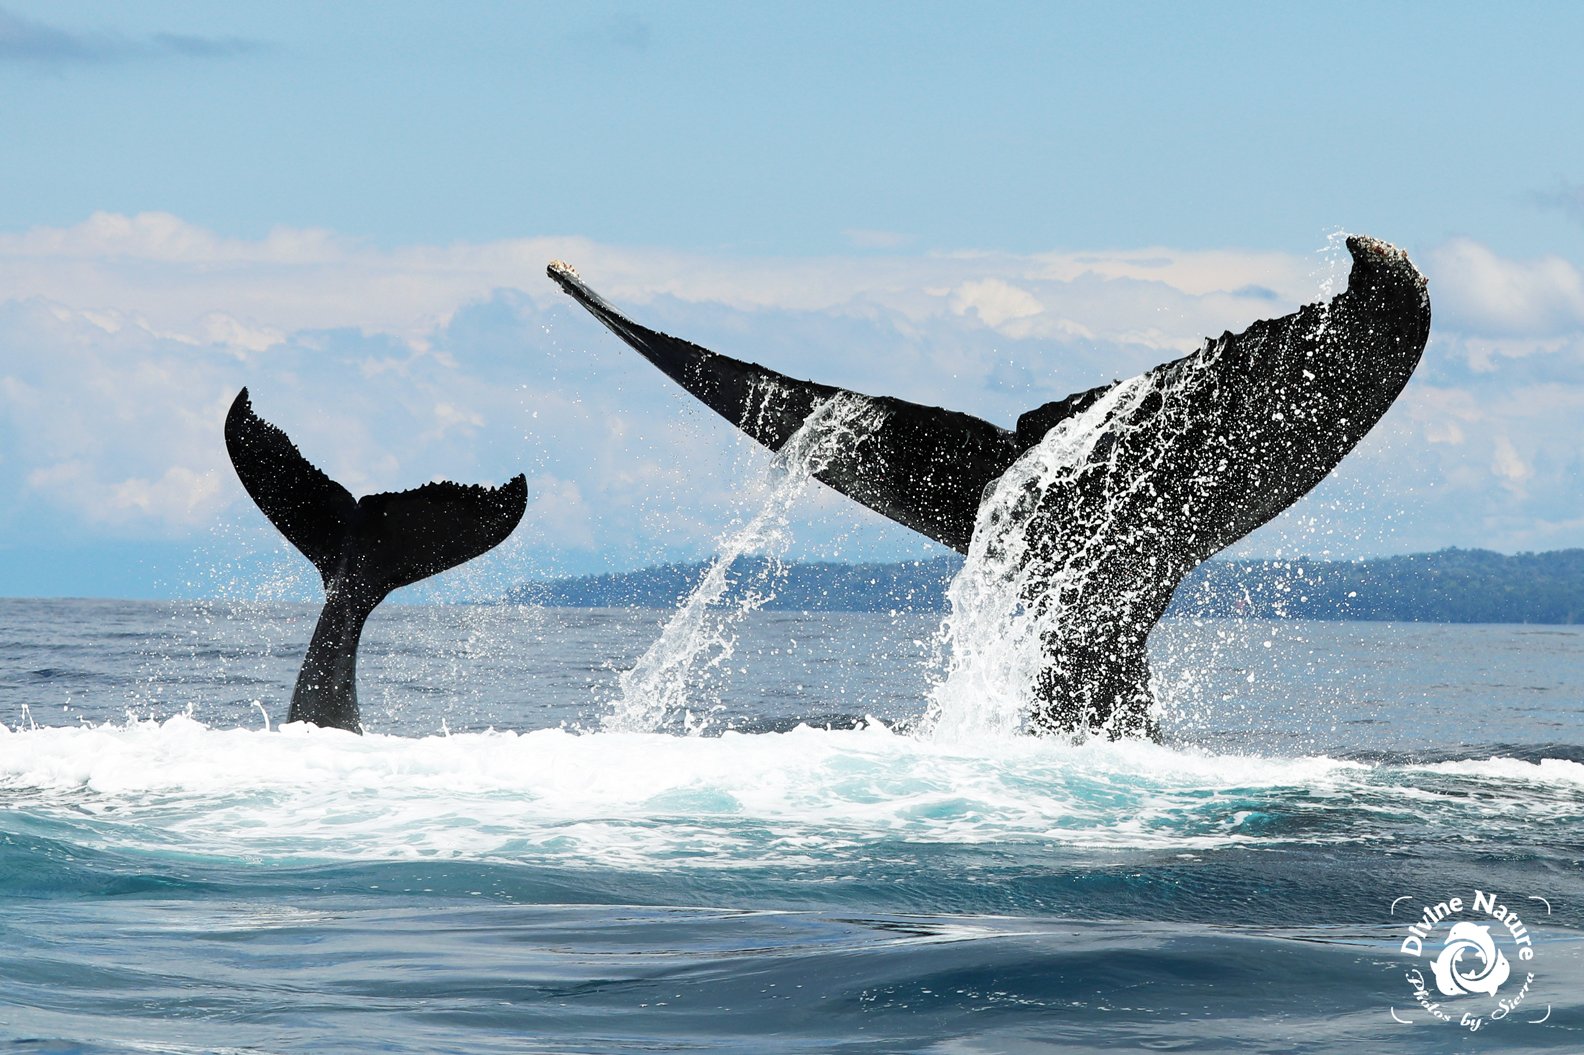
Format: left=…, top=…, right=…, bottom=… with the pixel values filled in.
left=2, top=597, right=1582, bottom=1053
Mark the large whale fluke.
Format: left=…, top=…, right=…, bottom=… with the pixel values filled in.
left=224, top=389, right=528, bottom=732
left=546, top=261, right=1019, bottom=553
left=549, top=237, right=1430, bottom=738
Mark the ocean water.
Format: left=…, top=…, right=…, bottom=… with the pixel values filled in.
left=1, top=598, right=1582, bottom=1053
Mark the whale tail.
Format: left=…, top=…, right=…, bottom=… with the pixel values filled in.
left=547, top=261, right=1021, bottom=554
left=549, top=239, right=1430, bottom=737
left=224, top=388, right=528, bottom=730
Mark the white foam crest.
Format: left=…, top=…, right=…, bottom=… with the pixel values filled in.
left=926, top=376, right=1154, bottom=740
left=605, top=394, right=884, bottom=734
left=5, top=718, right=1578, bottom=871
left=1406, top=755, right=1584, bottom=786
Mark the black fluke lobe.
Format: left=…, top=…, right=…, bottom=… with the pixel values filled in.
left=225, top=389, right=528, bottom=732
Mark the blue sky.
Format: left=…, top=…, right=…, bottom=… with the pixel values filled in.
left=1, top=2, right=1582, bottom=598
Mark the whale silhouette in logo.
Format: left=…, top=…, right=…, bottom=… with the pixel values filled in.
left=548, top=236, right=1430, bottom=738
left=224, top=389, right=528, bottom=732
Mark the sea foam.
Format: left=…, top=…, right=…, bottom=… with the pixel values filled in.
left=4, top=716, right=1581, bottom=874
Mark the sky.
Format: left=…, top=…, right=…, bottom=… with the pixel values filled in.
left=1, top=1, right=1582, bottom=599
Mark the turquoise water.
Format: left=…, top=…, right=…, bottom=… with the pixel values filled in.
left=2, top=600, right=1582, bottom=1052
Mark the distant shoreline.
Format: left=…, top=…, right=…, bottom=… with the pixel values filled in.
left=510, top=548, right=1584, bottom=625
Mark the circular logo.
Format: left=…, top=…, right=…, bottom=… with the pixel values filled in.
left=1391, top=889, right=1549, bottom=1032
left=1430, top=921, right=1510, bottom=997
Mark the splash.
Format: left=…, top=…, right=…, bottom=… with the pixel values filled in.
left=921, top=231, right=1399, bottom=742
left=4, top=716, right=1581, bottom=871
left=604, top=393, right=885, bottom=734
left=925, top=377, right=1155, bottom=741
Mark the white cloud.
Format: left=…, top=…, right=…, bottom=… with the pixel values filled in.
left=195, top=313, right=285, bottom=354
left=111, top=467, right=225, bottom=524
left=1426, top=238, right=1584, bottom=337
left=1021, top=245, right=1322, bottom=300
left=519, top=474, right=596, bottom=551
left=0, top=212, right=1346, bottom=353
left=949, top=278, right=1046, bottom=330
left=1490, top=435, right=1533, bottom=496
left=423, top=401, right=486, bottom=443
left=23, top=461, right=224, bottom=529
left=1404, top=384, right=1484, bottom=441
left=0, top=213, right=1580, bottom=571
left=0, top=309, right=237, bottom=536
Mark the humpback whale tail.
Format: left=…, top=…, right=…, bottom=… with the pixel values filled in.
left=549, top=237, right=1430, bottom=738
left=546, top=260, right=1020, bottom=554
left=225, top=389, right=528, bottom=732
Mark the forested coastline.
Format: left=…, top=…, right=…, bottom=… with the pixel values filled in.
left=509, top=548, right=1584, bottom=625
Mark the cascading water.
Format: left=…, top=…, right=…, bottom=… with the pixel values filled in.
left=924, top=256, right=1366, bottom=743
left=925, top=376, right=1156, bottom=741
left=607, top=236, right=1370, bottom=745
left=604, top=393, right=885, bottom=733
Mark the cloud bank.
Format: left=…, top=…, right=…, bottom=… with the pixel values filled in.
left=1, top=213, right=1579, bottom=596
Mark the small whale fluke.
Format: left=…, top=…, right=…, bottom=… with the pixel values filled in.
left=224, top=389, right=528, bottom=732
left=549, top=237, right=1431, bottom=737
